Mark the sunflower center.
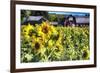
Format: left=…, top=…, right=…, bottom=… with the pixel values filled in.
left=42, top=26, right=48, bottom=34
left=28, top=30, right=33, bottom=37
left=35, top=42, right=40, bottom=50
left=82, top=51, right=88, bottom=58
left=55, top=48, right=60, bottom=52
left=56, top=34, right=59, bottom=40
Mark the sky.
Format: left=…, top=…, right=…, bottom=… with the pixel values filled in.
left=48, top=11, right=90, bottom=16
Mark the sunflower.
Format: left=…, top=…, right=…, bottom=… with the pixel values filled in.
left=32, top=34, right=45, bottom=45
left=21, top=23, right=34, bottom=39
left=49, top=24, right=58, bottom=34
left=36, top=22, right=52, bottom=39
left=82, top=49, right=90, bottom=60
left=32, top=38, right=45, bottom=54
left=41, top=22, right=51, bottom=34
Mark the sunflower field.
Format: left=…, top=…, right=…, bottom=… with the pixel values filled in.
left=21, top=22, right=90, bottom=63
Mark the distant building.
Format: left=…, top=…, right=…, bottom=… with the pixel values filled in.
left=64, top=15, right=76, bottom=27
left=76, top=16, right=89, bottom=26
left=22, top=16, right=48, bottom=25
left=63, top=15, right=89, bottom=27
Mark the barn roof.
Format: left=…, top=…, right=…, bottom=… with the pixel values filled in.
left=27, top=16, right=43, bottom=21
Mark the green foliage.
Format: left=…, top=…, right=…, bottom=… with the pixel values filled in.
left=48, top=14, right=58, bottom=22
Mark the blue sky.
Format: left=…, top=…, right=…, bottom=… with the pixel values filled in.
left=48, top=11, right=89, bottom=16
